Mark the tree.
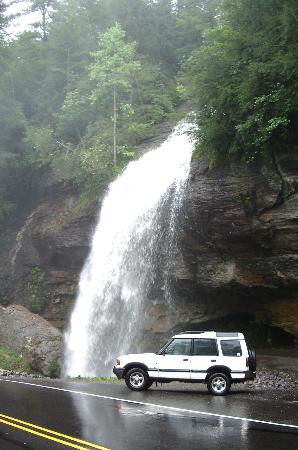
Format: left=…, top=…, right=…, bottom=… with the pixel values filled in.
left=89, top=23, right=141, bottom=167
left=1, top=0, right=225, bottom=217
left=30, top=0, right=56, bottom=40
left=0, top=0, right=7, bottom=38
left=183, top=0, right=298, bottom=163
left=176, top=0, right=223, bottom=62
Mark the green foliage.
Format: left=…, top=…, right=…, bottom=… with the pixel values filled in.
left=55, top=22, right=179, bottom=192
left=0, top=0, right=296, bottom=217
left=176, top=0, right=223, bottom=61
left=89, top=23, right=141, bottom=167
left=0, top=345, right=31, bottom=372
left=0, top=0, right=188, bottom=212
left=183, top=0, right=298, bottom=163
left=98, top=0, right=179, bottom=73
left=0, top=84, right=30, bottom=221
left=26, top=267, right=45, bottom=314
left=89, top=23, right=141, bottom=101
left=55, top=89, right=94, bottom=143
left=25, top=126, right=57, bottom=167
left=0, top=91, right=26, bottom=150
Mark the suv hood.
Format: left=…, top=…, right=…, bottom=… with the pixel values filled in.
left=118, top=352, right=156, bottom=359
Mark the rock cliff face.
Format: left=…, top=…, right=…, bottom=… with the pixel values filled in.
left=0, top=178, right=97, bottom=330
left=1, top=144, right=298, bottom=370
left=165, top=151, right=298, bottom=342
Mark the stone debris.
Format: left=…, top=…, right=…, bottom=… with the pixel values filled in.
left=245, top=370, right=298, bottom=391
left=0, top=369, right=48, bottom=378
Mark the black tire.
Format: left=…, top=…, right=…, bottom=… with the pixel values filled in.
left=207, top=372, right=231, bottom=395
left=125, top=367, right=151, bottom=391
left=248, top=349, right=257, bottom=372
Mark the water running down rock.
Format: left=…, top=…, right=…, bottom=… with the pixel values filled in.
left=64, top=122, right=194, bottom=376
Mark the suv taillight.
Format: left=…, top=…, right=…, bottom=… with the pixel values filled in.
left=116, top=359, right=120, bottom=366
left=246, top=357, right=249, bottom=368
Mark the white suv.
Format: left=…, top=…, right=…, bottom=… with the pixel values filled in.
left=113, top=331, right=256, bottom=395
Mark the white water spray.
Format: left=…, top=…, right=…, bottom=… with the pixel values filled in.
left=64, top=122, right=193, bottom=376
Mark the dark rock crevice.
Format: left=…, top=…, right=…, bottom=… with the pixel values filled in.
left=255, top=150, right=297, bottom=218
left=272, top=150, right=296, bottom=201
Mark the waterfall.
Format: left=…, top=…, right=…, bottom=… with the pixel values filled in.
left=64, top=121, right=193, bottom=376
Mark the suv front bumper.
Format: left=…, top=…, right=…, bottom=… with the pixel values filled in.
left=113, top=366, right=125, bottom=379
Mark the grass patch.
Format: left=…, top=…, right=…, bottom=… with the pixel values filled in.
left=66, top=376, right=122, bottom=382
left=0, top=345, right=31, bottom=373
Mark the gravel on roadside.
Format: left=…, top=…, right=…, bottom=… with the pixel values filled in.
left=245, top=369, right=298, bottom=391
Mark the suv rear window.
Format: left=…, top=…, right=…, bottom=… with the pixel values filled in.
left=193, top=339, right=218, bottom=356
left=164, top=339, right=192, bottom=355
left=221, top=340, right=242, bottom=356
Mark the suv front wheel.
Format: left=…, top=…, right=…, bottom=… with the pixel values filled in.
left=207, top=372, right=231, bottom=395
left=125, top=367, right=152, bottom=391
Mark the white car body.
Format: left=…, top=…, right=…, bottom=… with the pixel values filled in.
left=113, top=331, right=256, bottom=394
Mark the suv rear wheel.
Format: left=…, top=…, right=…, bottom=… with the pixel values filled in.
left=207, top=372, right=231, bottom=395
left=125, top=367, right=152, bottom=391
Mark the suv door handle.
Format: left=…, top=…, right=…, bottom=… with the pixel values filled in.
left=211, top=360, right=216, bottom=362
left=183, top=358, right=189, bottom=361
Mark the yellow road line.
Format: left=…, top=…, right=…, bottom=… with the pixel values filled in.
left=0, top=414, right=110, bottom=450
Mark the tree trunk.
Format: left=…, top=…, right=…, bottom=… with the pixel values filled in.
left=113, top=87, right=117, bottom=168
left=66, top=48, right=70, bottom=92
left=42, top=5, right=47, bottom=41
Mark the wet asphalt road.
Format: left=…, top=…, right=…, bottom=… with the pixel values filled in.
left=0, top=377, right=297, bottom=449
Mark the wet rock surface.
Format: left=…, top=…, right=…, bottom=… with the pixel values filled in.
left=0, top=178, right=97, bottom=330
left=166, top=151, right=298, bottom=339
left=0, top=304, right=63, bottom=377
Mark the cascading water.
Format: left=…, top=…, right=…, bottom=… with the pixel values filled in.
left=64, top=121, right=193, bottom=376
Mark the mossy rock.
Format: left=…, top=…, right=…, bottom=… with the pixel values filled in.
left=0, top=345, right=31, bottom=373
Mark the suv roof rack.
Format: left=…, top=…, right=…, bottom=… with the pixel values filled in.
left=178, top=331, right=210, bottom=334
left=177, top=331, right=240, bottom=337
left=216, top=332, right=239, bottom=337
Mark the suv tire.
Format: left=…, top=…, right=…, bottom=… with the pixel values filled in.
left=248, top=349, right=257, bottom=372
left=207, top=372, right=231, bottom=395
left=125, top=367, right=151, bottom=391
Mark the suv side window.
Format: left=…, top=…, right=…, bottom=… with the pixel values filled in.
left=164, top=339, right=192, bottom=355
left=221, top=340, right=242, bottom=356
left=193, top=339, right=218, bottom=356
